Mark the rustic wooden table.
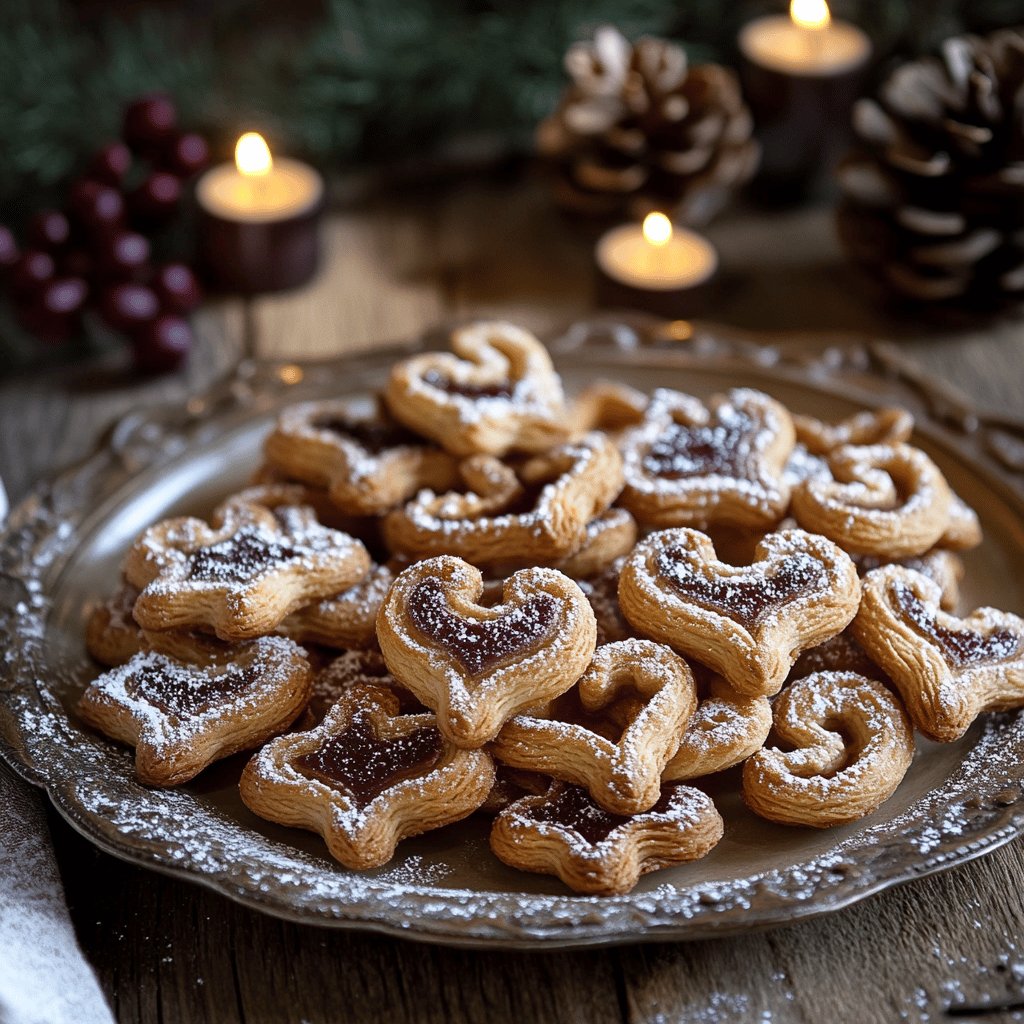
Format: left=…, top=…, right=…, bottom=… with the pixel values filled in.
left=3, top=173, right=1024, bottom=1023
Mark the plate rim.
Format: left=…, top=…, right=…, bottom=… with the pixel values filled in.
left=4, top=315, right=1024, bottom=949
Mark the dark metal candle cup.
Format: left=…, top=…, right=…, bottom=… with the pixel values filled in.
left=195, top=158, right=325, bottom=293
left=739, top=14, right=872, bottom=204
left=594, top=222, right=721, bottom=319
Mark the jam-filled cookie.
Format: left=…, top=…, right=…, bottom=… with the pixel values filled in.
left=790, top=442, right=953, bottom=557
left=240, top=685, right=495, bottom=869
left=491, top=639, right=697, bottom=814
left=263, top=398, right=459, bottom=516
left=385, top=321, right=570, bottom=457
left=743, top=671, right=914, bottom=827
left=619, top=387, right=795, bottom=531
left=383, top=432, right=623, bottom=567
left=853, top=566, right=1024, bottom=741
left=377, top=556, right=597, bottom=747
left=618, top=528, right=860, bottom=697
left=490, top=781, right=723, bottom=895
left=126, top=501, right=371, bottom=641
left=78, top=635, right=312, bottom=786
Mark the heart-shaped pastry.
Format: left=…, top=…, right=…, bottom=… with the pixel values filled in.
left=618, top=527, right=861, bottom=697
left=491, top=639, right=697, bottom=814
left=489, top=780, right=723, bottom=895
left=240, top=685, right=494, bottom=869
left=790, top=442, right=953, bottom=557
left=78, top=635, right=312, bottom=786
left=385, top=321, right=570, bottom=457
left=619, top=387, right=795, bottom=530
left=743, top=671, right=914, bottom=827
left=383, top=432, right=623, bottom=567
left=376, top=556, right=597, bottom=747
left=853, top=565, right=1024, bottom=741
left=126, top=501, right=371, bottom=641
left=263, top=397, right=459, bottom=515
left=662, top=673, right=772, bottom=782
left=792, top=407, right=914, bottom=455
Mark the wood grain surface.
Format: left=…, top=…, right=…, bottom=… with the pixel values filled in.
left=4, top=172, right=1024, bottom=1023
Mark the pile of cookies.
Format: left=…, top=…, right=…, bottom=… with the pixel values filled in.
left=79, top=321, right=1024, bottom=896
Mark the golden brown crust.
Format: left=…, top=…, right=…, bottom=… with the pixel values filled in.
left=619, top=387, right=795, bottom=530
left=662, top=674, right=772, bottom=781
left=742, top=671, right=915, bottom=827
left=85, top=584, right=144, bottom=666
left=383, top=433, right=624, bottom=566
left=77, top=636, right=313, bottom=786
left=790, top=442, right=953, bottom=557
left=489, top=781, right=723, bottom=895
left=376, top=556, right=597, bottom=747
left=792, top=407, right=914, bottom=455
left=277, top=563, right=394, bottom=649
left=852, top=566, right=1024, bottom=741
left=568, top=381, right=648, bottom=437
left=384, top=321, right=570, bottom=457
left=240, top=686, right=495, bottom=869
left=263, top=398, right=459, bottom=516
left=618, top=527, right=861, bottom=697
left=938, top=494, right=983, bottom=551
left=125, top=501, right=371, bottom=641
left=491, top=640, right=697, bottom=814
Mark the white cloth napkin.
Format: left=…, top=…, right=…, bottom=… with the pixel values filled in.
left=0, top=766, right=114, bottom=1024
left=0, top=474, right=113, bottom=1024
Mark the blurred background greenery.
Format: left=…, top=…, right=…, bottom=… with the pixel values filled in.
left=3, top=0, right=1022, bottom=220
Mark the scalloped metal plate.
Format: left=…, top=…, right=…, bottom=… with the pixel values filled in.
left=3, top=318, right=1024, bottom=949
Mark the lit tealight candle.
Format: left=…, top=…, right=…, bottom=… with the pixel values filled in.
left=195, top=132, right=325, bottom=293
left=595, top=213, right=720, bottom=316
left=739, top=0, right=870, bottom=76
left=738, top=1, right=872, bottom=199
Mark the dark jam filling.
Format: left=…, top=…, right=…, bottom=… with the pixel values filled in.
left=187, top=527, right=302, bottom=585
left=891, top=582, right=1022, bottom=668
left=293, top=707, right=443, bottom=806
left=642, top=413, right=756, bottom=480
left=655, top=547, right=827, bottom=624
left=408, top=576, right=557, bottom=676
left=315, top=416, right=420, bottom=453
left=526, top=784, right=675, bottom=845
left=129, top=662, right=257, bottom=718
left=422, top=369, right=514, bottom=400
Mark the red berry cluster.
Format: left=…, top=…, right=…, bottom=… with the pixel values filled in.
left=0, top=93, right=208, bottom=374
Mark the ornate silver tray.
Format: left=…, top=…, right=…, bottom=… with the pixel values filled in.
left=4, top=318, right=1024, bottom=949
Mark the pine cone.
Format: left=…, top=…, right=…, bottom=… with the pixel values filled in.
left=838, top=28, right=1024, bottom=305
left=537, top=26, right=759, bottom=225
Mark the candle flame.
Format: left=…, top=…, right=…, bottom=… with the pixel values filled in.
left=642, top=212, right=673, bottom=247
left=235, top=133, right=273, bottom=177
left=790, top=0, right=831, bottom=30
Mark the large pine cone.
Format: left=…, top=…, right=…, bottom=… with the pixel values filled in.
left=838, top=28, right=1024, bottom=305
left=537, top=26, right=759, bottom=225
